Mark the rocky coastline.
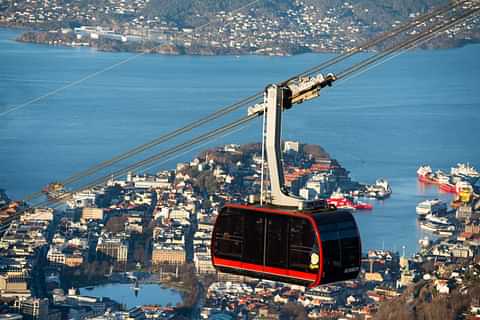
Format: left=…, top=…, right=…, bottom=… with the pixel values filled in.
left=15, top=28, right=480, bottom=57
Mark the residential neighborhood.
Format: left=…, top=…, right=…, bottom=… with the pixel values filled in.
left=2, top=0, right=479, bottom=55
left=1, top=142, right=479, bottom=319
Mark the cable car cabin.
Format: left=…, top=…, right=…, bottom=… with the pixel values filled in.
left=211, top=204, right=361, bottom=287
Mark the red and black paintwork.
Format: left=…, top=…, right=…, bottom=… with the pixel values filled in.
left=211, top=203, right=361, bottom=287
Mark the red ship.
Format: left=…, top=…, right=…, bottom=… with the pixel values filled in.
left=327, top=191, right=373, bottom=211
left=417, top=165, right=437, bottom=184
left=439, top=183, right=457, bottom=193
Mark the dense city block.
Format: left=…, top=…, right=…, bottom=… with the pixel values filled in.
left=1, top=142, right=479, bottom=319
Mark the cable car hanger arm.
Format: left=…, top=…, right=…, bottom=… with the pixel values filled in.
left=247, top=73, right=336, bottom=117
left=247, top=73, right=337, bottom=209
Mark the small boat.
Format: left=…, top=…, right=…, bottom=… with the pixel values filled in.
left=327, top=191, right=355, bottom=212
left=42, top=182, right=67, bottom=200
left=133, top=279, right=140, bottom=297
left=354, top=201, right=373, bottom=210
left=327, top=190, right=373, bottom=211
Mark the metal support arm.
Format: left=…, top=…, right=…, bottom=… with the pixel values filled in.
left=260, top=73, right=336, bottom=209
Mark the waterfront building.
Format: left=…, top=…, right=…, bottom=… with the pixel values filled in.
left=131, top=173, right=171, bottom=189
left=450, top=244, right=474, bottom=258
left=457, top=205, right=473, bottom=221
left=21, top=208, right=54, bottom=222
left=63, top=293, right=107, bottom=316
left=465, top=221, right=480, bottom=234
left=68, top=190, right=98, bottom=208
left=96, top=238, right=128, bottom=263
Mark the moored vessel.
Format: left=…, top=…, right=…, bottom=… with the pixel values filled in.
left=417, top=166, right=436, bottom=184
left=416, top=199, right=447, bottom=217
left=420, top=220, right=455, bottom=233
left=327, top=190, right=373, bottom=211
left=439, top=182, right=457, bottom=193
left=450, top=163, right=480, bottom=184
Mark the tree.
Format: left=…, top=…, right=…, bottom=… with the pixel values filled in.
left=279, top=302, right=307, bottom=320
left=105, top=216, right=127, bottom=233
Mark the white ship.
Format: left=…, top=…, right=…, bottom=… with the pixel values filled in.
left=420, top=220, right=455, bottom=233
left=417, top=165, right=433, bottom=177
left=365, top=179, right=392, bottom=199
left=435, top=170, right=451, bottom=184
left=424, top=213, right=451, bottom=225
left=451, top=163, right=480, bottom=183
left=416, top=199, right=447, bottom=217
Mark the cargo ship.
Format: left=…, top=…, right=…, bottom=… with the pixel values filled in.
left=439, top=182, right=457, bottom=193
left=417, top=164, right=479, bottom=197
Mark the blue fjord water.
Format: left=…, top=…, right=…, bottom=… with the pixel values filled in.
left=1, top=28, right=480, bottom=256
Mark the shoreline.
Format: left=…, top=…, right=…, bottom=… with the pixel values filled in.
left=6, top=26, right=480, bottom=57
left=78, top=281, right=183, bottom=309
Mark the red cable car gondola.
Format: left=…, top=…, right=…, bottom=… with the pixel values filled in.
left=211, top=204, right=361, bottom=287
left=211, top=75, right=362, bottom=287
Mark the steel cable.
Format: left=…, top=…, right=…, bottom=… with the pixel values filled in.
left=3, top=3, right=478, bottom=229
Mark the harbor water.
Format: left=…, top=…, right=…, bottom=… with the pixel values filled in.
left=1, top=27, right=480, bottom=257
left=79, top=283, right=182, bottom=309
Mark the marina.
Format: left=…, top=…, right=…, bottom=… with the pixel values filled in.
left=417, top=163, right=479, bottom=195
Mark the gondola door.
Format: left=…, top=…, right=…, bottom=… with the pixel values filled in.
left=265, top=215, right=288, bottom=274
left=243, top=212, right=265, bottom=271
